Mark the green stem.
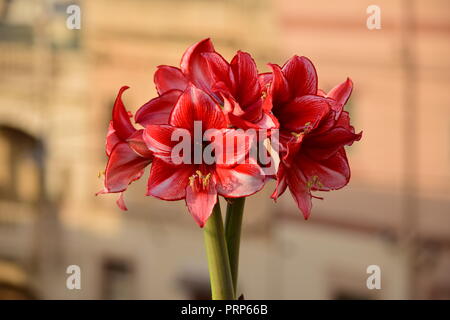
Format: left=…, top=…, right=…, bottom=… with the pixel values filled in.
left=204, top=200, right=235, bottom=300
left=224, top=197, right=245, bottom=297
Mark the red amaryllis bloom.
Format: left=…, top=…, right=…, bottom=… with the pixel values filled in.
left=135, top=38, right=276, bottom=130
left=267, top=56, right=362, bottom=218
left=97, top=86, right=153, bottom=210
left=143, top=85, right=265, bottom=227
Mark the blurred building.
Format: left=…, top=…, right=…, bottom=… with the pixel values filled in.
left=0, top=0, right=449, bottom=299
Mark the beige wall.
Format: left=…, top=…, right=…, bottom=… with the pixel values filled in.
left=0, top=0, right=448, bottom=299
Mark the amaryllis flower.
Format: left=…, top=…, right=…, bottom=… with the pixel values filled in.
left=143, top=85, right=265, bottom=227
left=97, top=86, right=153, bottom=210
left=135, top=38, right=276, bottom=130
left=267, top=56, right=362, bottom=218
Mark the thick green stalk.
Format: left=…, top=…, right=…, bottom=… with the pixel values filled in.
left=224, top=197, right=245, bottom=296
left=204, top=200, right=235, bottom=300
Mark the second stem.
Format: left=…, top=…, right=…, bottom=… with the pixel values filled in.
left=225, top=197, right=246, bottom=297
left=204, top=201, right=235, bottom=300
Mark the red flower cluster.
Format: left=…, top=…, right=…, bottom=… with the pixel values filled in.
left=98, top=39, right=361, bottom=227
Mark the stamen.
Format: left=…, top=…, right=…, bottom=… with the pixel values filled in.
left=291, top=132, right=303, bottom=139
left=202, top=173, right=211, bottom=188
left=189, top=175, right=197, bottom=188
left=189, top=171, right=211, bottom=191
left=306, top=175, right=323, bottom=190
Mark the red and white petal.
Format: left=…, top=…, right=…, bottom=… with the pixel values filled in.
left=154, top=66, right=187, bottom=94
left=326, top=78, right=353, bottom=118
left=116, top=192, right=128, bottom=211
left=259, top=72, right=273, bottom=112
left=298, top=148, right=351, bottom=192
left=258, top=72, right=273, bottom=90
left=180, top=38, right=216, bottom=93
left=221, top=92, right=245, bottom=116
left=268, top=63, right=290, bottom=106
left=271, top=163, right=288, bottom=201
left=230, top=51, right=261, bottom=107
left=255, top=112, right=279, bottom=130
left=305, top=126, right=362, bottom=161
left=317, top=89, right=327, bottom=97
left=227, top=112, right=277, bottom=130
left=239, top=99, right=263, bottom=123
left=185, top=181, right=218, bottom=228
left=201, top=52, right=234, bottom=94
left=106, top=121, right=120, bottom=157
left=135, top=89, right=182, bottom=127
left=127, top=129, right=153, bottom=159
left=169, top=85, right=227, bottom=131
left=278, top=95, right=331, bottom=132
left=207, top=129, right=255, bottom=166
left=143, top=124, right=189, bottom=164
left=281, top=133, right=304, bottom=166
left=281, top=55, right=318, bottom=98
left=215, top=163, right=265, bottom=198
left=146, top=158, right=192, bottom=201
left=286, top=163, right=313, bottom=219
left=335, top=111, right=362, bottom=142
left=112, top=86, right=136, bottom=140
left=101, top=142, right=151, bottom=194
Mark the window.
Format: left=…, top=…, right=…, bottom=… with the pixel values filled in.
left=101, top=258, right=135, bottom=300
left=0, top=126, right=44, bottom=203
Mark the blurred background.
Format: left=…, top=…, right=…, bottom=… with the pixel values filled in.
left=0, top=0, right=449, bottom=300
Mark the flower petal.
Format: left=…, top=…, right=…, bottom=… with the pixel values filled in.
left=169, top=85, right=227, bottom=131
left=222, top=94, right=266, bottom=129
left=230, top=51, right=260, bottom=108
left=281, top=55, right=318, bottom=98
left=135, top=89, right=182, bottom=127
left=116, top=192, right=128, bottom=211
left=327, top=78, right=353, bottom=118
left=281, top=133, right=304, bottom=165
left=271, top=163, right=288, bottom=201
left=277, top=95, right=331, bottom=132
left=304, top=126, right=361, bottom=160
left=259, top=72, right=273, bottom=112
left=298, top=148, right=351, bottom=192
left=146, top=158, right=192, bottom=200
left=215, top=163, right=265, bottom=198
left=126, top=129, right=153, bottom=159
left=180, top=38, right=215, bottom=93
left=258, top=72, right=272, bottom=90
left=112, top=86, right=135, bottom=140
left=206, top=128, right=255, bottom=166
left=154, top=66, right=187, bottom=94
left=101, top=142, right=151, bottom=194
left=185, top=180, right=217, bottom=228
left=268, top=63, right=290, bottom=106
left=201, top=51, right=234, bottom=96
left=143, top=124, right=190, bottom=164
left=106, top=121, right=120, bottom=157
left=286, top=163, right=312, bottom=219
left=227, top=110, right=278, bottom=130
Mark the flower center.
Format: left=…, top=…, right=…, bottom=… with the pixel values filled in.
left=291, top=132, right=303, bottom=139
left=189, top=170, right=212, bottom=191
left=306, top=175, right=323, bottom=190
left=291, top=121, right=313, bottom=139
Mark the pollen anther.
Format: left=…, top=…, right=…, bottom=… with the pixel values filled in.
left=189, top=171, right=212, bottom=191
